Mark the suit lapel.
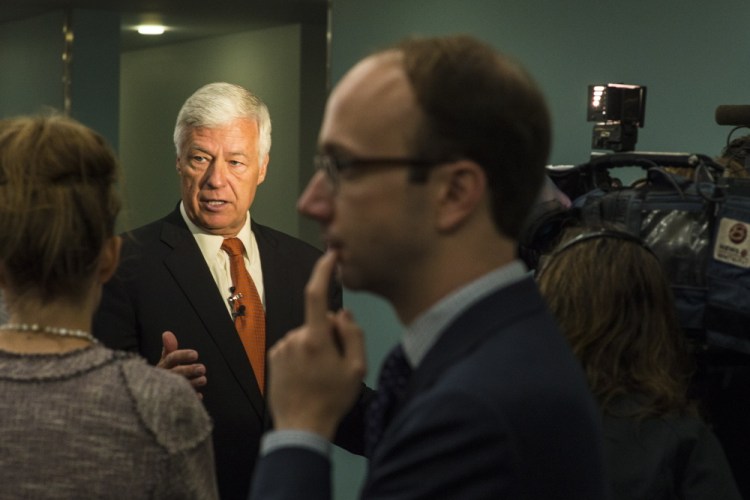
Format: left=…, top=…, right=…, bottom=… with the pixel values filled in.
left=253, top=221, right=293, bottom=348
left=160, top=208, right=265, bottom=420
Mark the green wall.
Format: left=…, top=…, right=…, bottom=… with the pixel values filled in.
left=0, top=10, right=120, bottom=149
left=0, top=11, right=65, bottom=117
left=330, top=0, right=750, bottom=165
left=70, top=10, right=121, bottom=148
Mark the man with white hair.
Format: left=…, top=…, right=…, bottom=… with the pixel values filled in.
left=94, top=82, right=365, bottom=499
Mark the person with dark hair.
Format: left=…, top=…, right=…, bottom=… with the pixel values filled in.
left=0, top=115, right=218, bottom=498
left=93, top=82, right=365, bottom=499
left=536, top=227, right=741, bottom=500
left=249, top=35, right=610, bottom=499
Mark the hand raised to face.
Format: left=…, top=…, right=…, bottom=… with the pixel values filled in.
left=265, top=250, right=367, bottom=439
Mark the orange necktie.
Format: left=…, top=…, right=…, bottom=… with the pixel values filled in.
left=221, top=237, right=266, bottom=394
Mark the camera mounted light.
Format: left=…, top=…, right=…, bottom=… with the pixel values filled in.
left=587, top=83, right=647, bottom=152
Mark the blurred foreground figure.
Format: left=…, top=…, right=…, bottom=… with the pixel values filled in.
left=250, top=35, right=611, bottom=500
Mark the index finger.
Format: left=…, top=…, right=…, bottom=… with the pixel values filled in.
left=305, top=249, right=338, bottom=329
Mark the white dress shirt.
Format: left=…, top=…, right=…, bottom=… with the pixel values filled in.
left=179, top=202, right=265, bottom=317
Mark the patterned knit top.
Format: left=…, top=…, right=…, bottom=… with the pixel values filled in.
left=0, top=343, right=218, bottom=499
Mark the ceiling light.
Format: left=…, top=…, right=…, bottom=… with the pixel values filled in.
left=137, top=25, right=166, bottom=35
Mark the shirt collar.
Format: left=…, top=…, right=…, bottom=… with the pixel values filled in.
left=179, top=201, right=253, bottom=259
left=402, top=260, right=528, bottom=367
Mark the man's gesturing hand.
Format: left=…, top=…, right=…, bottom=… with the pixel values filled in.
left=157, top=330, right=207, bottom=397
left=266, top=250, right=367, bottom=440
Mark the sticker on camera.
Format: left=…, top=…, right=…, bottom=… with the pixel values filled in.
left=714, top=217, right=750, bottom=268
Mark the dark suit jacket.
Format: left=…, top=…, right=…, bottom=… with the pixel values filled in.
left=93, top=206, right=363, bottom=499
left=250, top=276, right=612, bottom=500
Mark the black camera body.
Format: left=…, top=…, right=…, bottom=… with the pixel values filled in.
left=591, top=122, right=639, bottom=152
left=587, top=83, right=647, bottom=152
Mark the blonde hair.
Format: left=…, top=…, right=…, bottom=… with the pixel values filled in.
left=0, top=115, right=121, bottom=303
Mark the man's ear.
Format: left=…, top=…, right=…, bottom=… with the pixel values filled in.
left=257, top=153, right=270, bottom=185
left=98, top=236, right=122, bottom=284
left=175, top=156, right=182, bottom=174
left=434, top=160, right=487, bottom=232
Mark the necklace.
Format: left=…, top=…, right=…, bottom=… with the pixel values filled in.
left=0, top=323, right=97, bottom=343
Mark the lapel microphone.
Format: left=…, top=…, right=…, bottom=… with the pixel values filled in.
left=228, top=286, right=245, bottom=318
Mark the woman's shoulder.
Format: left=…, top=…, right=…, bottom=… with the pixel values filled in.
left=117, top=353, right=213, bottom=454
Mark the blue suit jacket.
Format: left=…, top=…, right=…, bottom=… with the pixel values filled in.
left=250, top=276, right=611, bottom=499
left=92, top=206, right=365, bottom=500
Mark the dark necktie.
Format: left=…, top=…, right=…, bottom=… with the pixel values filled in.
left=365, top=344, right=413, bottom=456
left=221, top=237, right=266, bottom=394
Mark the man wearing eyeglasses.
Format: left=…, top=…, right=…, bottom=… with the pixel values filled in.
left=92, top=82, right=367, bottom=500
left=249, top=35, right=611, bottom=499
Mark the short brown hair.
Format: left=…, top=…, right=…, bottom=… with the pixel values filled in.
left=0, top=115, right=121, bottom=303
left=395, top=35, right=551, bottom=240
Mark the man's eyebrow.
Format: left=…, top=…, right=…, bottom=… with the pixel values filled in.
left=319, top=143, right=354, bottom=157
left=187, top=147, right=248, bottom=158
left=188, top=145, right=212, bottom=154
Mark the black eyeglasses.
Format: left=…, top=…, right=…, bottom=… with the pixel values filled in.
left=314, top=154, right=447, bottom=188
